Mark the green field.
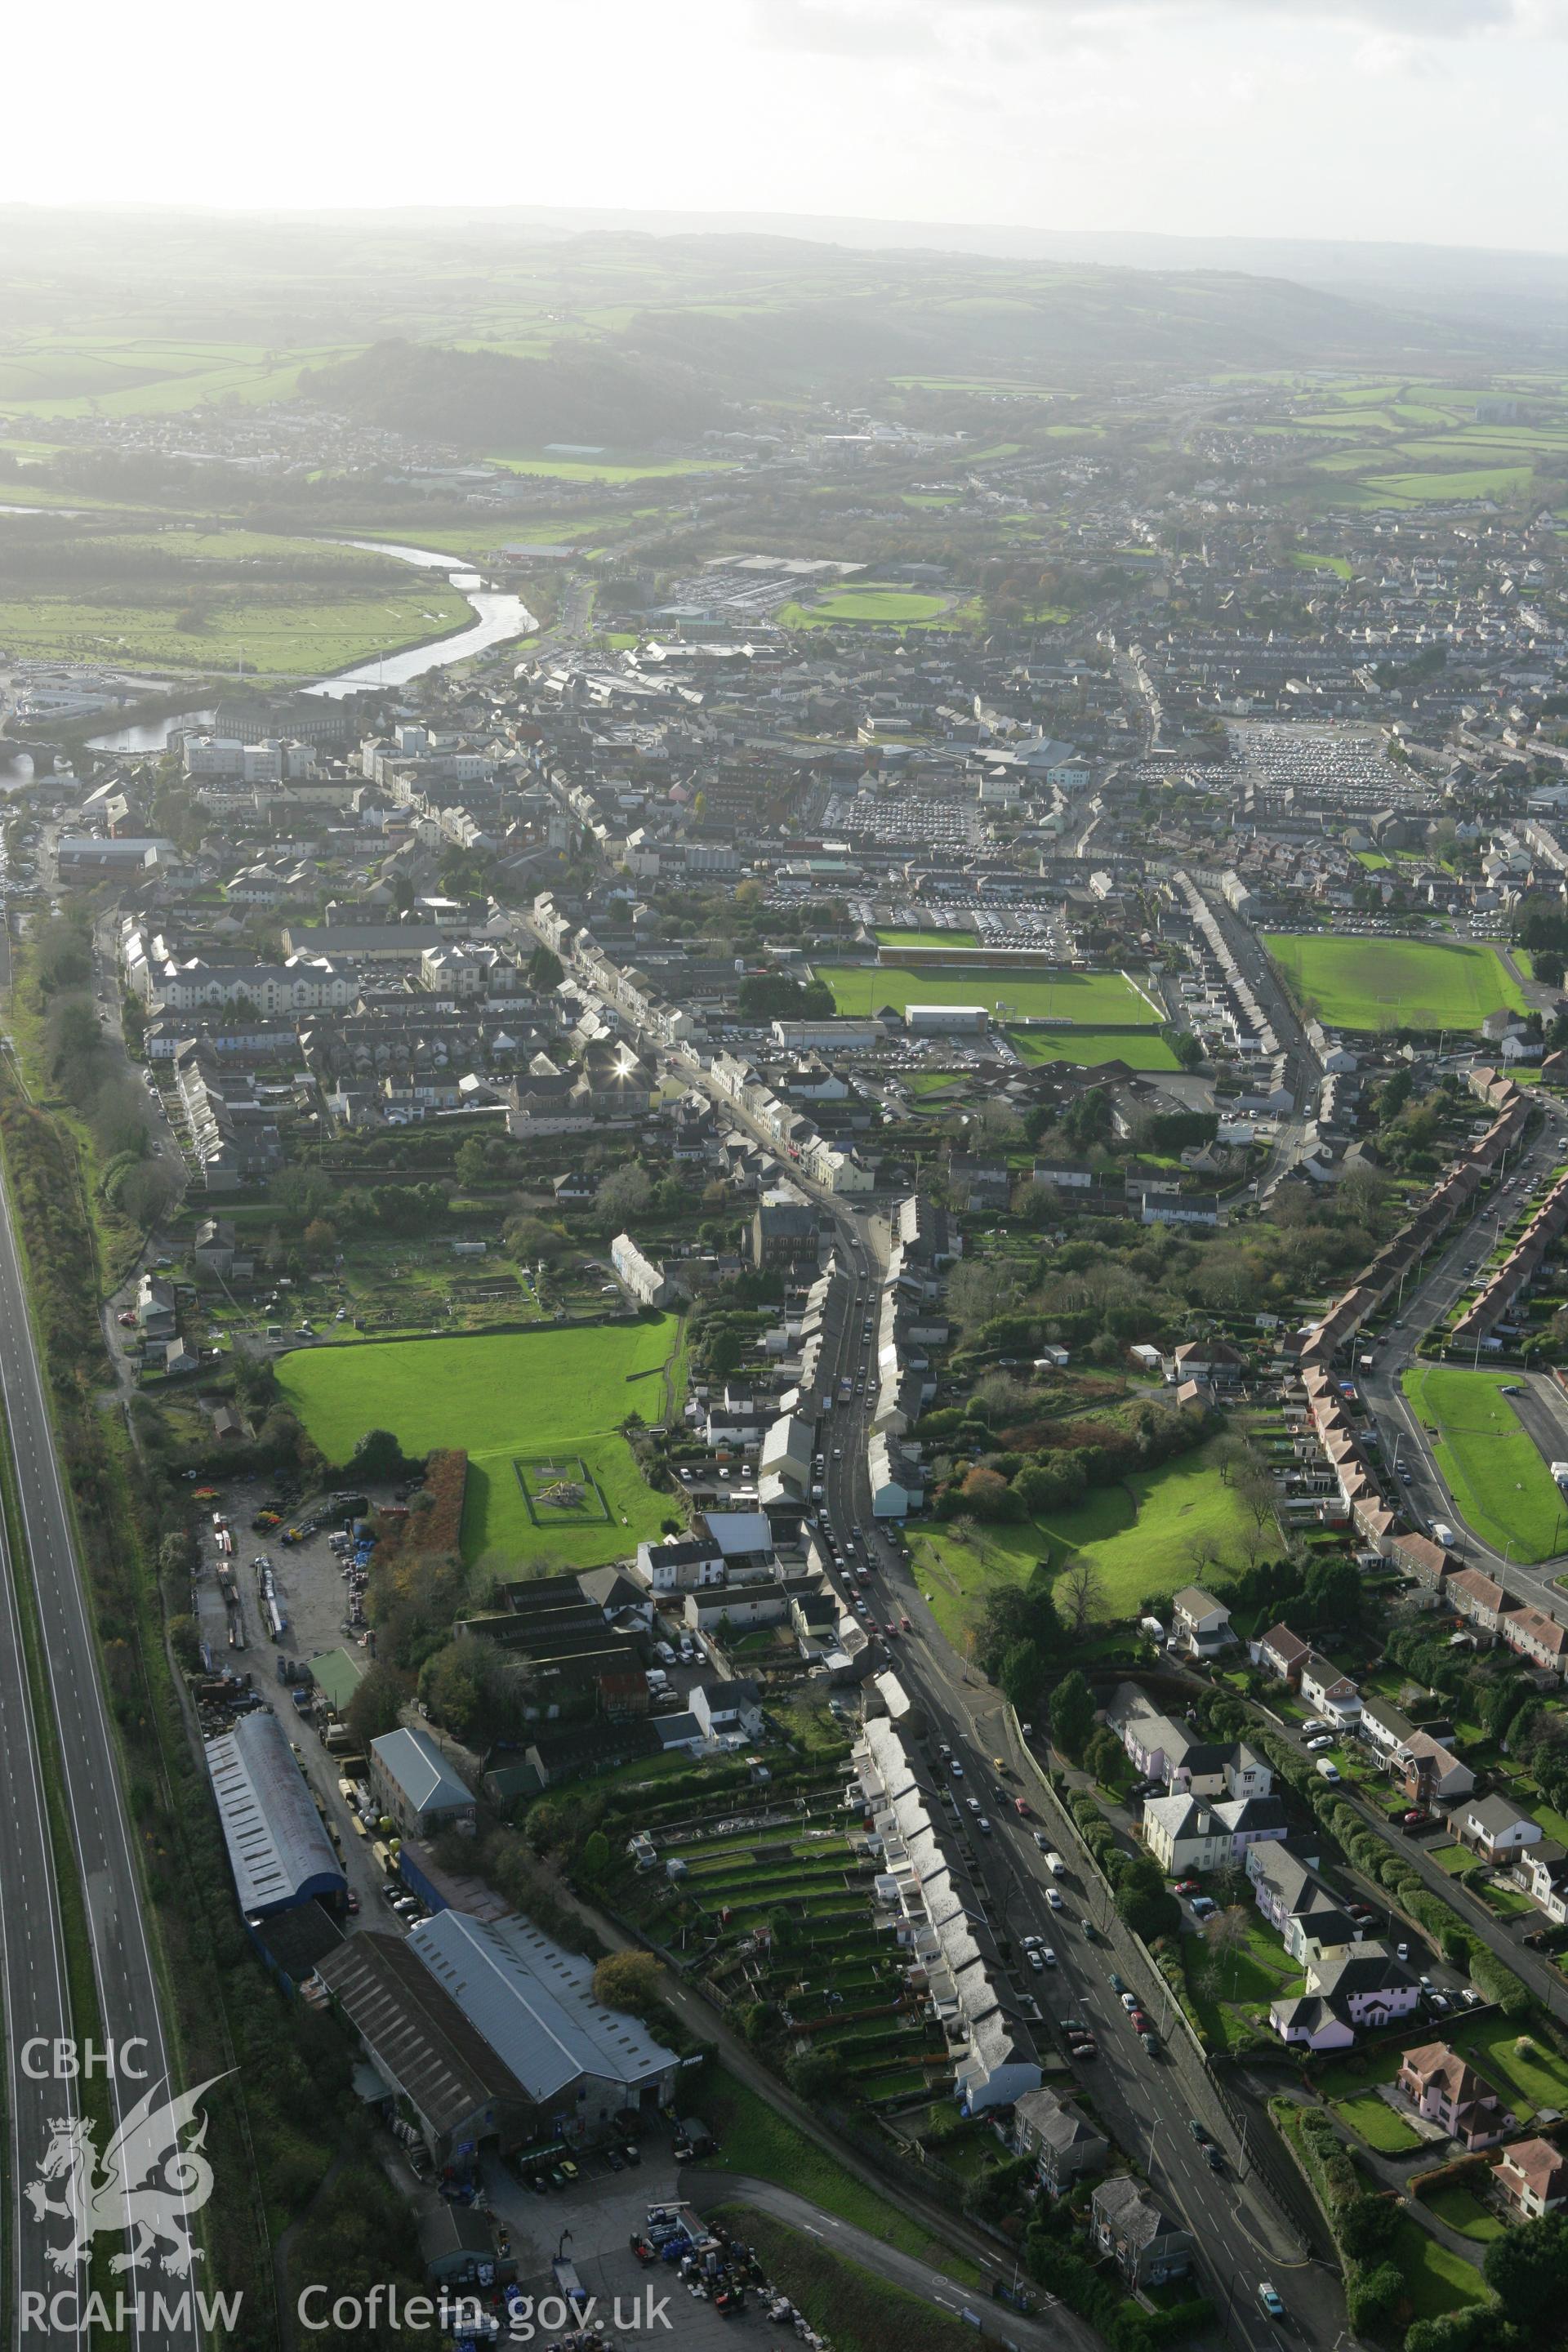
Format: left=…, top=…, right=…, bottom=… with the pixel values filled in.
left=0, top=528, right=475, bottom=677
left=1401, top=1365, right=1567, bottom=1563
left=910, top=1439, right=1256, bottom=1647
left=778, top=587, right=952, bottom=629
left=817, top=962, right=1160, bottom=1023
left=275, top=1321, right=680, bottom=1575
left=701, top=2071, right=981, bottom=2283
left=873, top=927, right=980, bottom=949
left=486, top=452, right=734, bottom=481
left=1006, top=1025, right=1179, bottom=1071
left=0, top=583, right=474, bottom=676
left=0, top=336, right=360, bottom=418
left=1263, top=933, right=1525, bottom=1032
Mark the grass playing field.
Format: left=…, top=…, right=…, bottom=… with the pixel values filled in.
left=816, top=963, right=1159, bottom=1023
left=1401, top=1365, right=1567, bottom=1562
left=1263, top=933, right=1525, bottom=1032
left=275, top=1320, right=680, bottom=1576
left=777, top=587, right=953, bottom=629
left=1006, top=1025, right=1178, bottom=1071
left=873, top=927, right=980, bottom=949
left=909, top=1441, right=1255, bottom=1649
left=485, top=452, right=735, bottom=481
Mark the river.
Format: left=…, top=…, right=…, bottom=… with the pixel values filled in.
left=2, top=536, right=538, bottom=765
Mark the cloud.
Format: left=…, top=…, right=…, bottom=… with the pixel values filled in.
left=754, top=0, right=1568, bottom=43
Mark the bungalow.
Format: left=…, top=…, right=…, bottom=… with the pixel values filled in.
left=1458, top=1792, right=1543, bottom=1861
left=1089, top=2176, right=1192, bottom=2288
left=1269, top=1996, right=1356, bottom=2053
left=1503, top=1606, right=1568, bottom=1677
left=1170, top=1585, right=1236, bottom=1659
left=1272, top=1943, right=1419, bottom=2045
left=1397, top=2042, right=1513, bottom=2150
left=1492, top=2136, right=1568, bottom=2220
left=1300, top=1653, right=1362, bottom=1729
left=1254, top=1624, right=1311, bottom=1686
left=1012, top=2088, right=1108, bottom=2194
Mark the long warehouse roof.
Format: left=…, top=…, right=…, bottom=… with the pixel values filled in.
left=205, top=1709, right=343, bottom=1914
left=409, top=1909, right=675, bottom=2104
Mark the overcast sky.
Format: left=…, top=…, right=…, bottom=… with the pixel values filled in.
left=13, top=0, right=1568, bottom=250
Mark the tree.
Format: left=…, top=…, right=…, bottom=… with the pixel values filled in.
left=526, top=943, right=564, bottom=992
left=302, top=1217, right=337, bottom=1265
left=1208, top=1904, right=1253, bottom=1999
left=999, top=1638, right=1049, bottom=1719
left=708, top=1328, right=744, bottom=1378
left=591, top=1951, right=662, bottom=2017
left=1116, top=1855, right=1179, bottom=1942
left=599, top=1164, right=653, bottom=1227
left=1059, top=1557, right=1107, bottom=1639
left=345, top=1662, right=409, bottom=1753
left=579, top=1830, right=611, bottom=1878
left=1535, top=948, right=1566, bottom=990
left=786, top=2050, right=839, bottom=2100
left=455, top=1137, right=490, bottom=1191
left=1303, top=1552, right=1361, bottom=1627
left=350, top=1428, right=408, bottom=1481
left=1050, top=1669, right=1095, bottom=1762
left=1085, top=1726, right=1128, bottom=1789
left=1236, top=1464, right=1279, bottom=1537
left=1484, top=2212, right=1568, bottom=2325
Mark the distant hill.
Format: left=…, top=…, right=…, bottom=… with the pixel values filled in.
left=300, top=337, right=724, bottom=451
left=299, top=235, right=1488, bottom=451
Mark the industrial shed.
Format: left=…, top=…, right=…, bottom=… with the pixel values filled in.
left=408, top=1909, right=681, bottom=2120
left=205, top=1708, right=345, bottom=1918
left=315, top=1929, right=535, bottom=2166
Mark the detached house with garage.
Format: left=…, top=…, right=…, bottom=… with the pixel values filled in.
left=1253, top=1624, right=1311, bottom=1686
left=1458, top=1793, right=1543, bottom=1862
left=1400, top=1730, right=1475, bottom=1813
left=1397, top=2042, right=1515, bottom=2150
left=1300, top=1653, right=1361, bottom=1730
left=1169, top=1586, right=1236, bottom=1659
left=1492, top=2137, right=1568, bottom=2219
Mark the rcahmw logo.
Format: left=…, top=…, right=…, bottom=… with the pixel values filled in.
left=20, top=2042, right=234, bottom=2323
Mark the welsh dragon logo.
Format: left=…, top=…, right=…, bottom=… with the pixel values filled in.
left=24, top=2076, right=228, bottom=2277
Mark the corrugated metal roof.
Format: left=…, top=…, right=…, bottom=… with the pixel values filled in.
left=408, top=1911, right=675, bottom=2103
left=205, top=1710, right=343, bottom=1914
left=371, top=1726, right=474, bottom=1817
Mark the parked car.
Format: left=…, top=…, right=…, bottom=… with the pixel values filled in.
left=1120, top=1991, right=1139, bottom=2011
left=1173, top=1879, right=1200, bottom=1897
left=1306, top=1735, right=1335, bottom=1753
left=1188, top=2120, right=1211, bottom=2145
left=1109, top=1975, right=1128, bottom=1995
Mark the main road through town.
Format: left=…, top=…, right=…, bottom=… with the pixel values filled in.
left=811, top=1205, right=1341, bottom=2352
left=0, top=1031, right=201, bottom=2352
